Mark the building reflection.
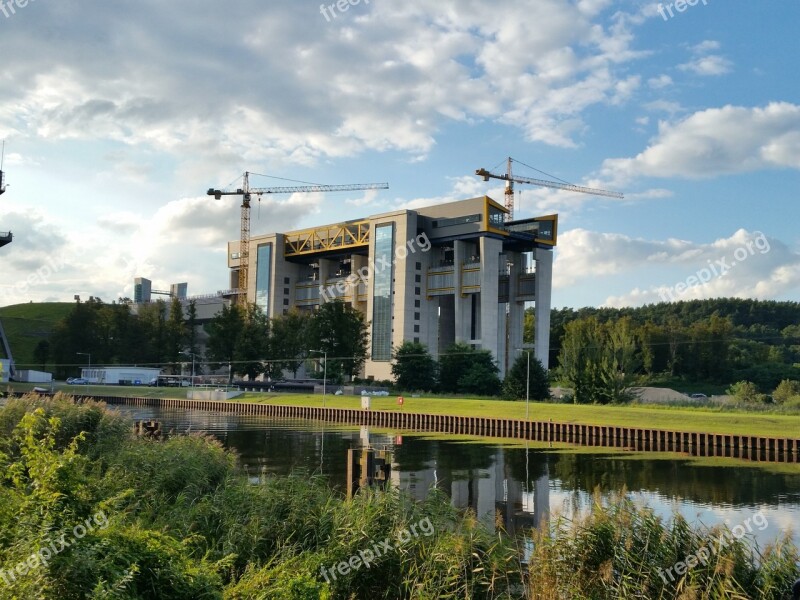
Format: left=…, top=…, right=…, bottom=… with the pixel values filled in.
left=347, top=430, right=550, bottom=535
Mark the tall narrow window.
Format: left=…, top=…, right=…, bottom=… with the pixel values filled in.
left=255, top=243, right=272, bottom=315
left=372, top=224, right=394, bottom=361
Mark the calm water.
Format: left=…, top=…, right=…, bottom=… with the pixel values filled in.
left=117, top=405, right=800, bottom=548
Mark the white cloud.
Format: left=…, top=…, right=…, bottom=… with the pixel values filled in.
left=648, top=75, right=673, bottom=89
left=553, top=229, right=800, bottom=307
left=679, top=55, right=733, bottom=77
left=603, top=102, right=800, bottom=180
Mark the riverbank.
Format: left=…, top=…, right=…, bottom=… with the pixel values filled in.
left=6, top=382, right=800, bottom=438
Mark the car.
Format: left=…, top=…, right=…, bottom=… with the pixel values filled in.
left=66, top=377, right=74, bottom=384
left=71, top=378, right=89, bottom=385
left=690, top=393, right=708, bottom=400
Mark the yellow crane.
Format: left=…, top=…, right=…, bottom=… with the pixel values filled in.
left=476, top=157, right=623, bottom=221
left=208, top=172, right=389, bottom=303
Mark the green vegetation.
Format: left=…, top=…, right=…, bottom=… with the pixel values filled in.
left=548, top=299, right=800, bottom=393
left=391, top=341, right=438, bottom=393
left=0, top=302, right=73, bottom=368
left=0, top=395, right=797, bottom=599
left=501, top=353, right=550, bottom=402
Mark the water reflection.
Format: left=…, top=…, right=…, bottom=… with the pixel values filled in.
left=116, top=406, right=800, bottom=547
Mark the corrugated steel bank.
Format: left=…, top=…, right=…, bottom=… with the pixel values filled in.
left=58, top=395, right=800, bottom=464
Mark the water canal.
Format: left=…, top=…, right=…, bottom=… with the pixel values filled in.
left=114, top=404, right=800, bottom=550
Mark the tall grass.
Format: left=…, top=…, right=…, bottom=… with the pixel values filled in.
left=527, top=492, right=799, bottom=599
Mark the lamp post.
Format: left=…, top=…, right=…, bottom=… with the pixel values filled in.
left=76, top=352, right=91, bottom=383
left=310, top=350, right=327, bottom=407
left=515, top=348, right=532, bottom=420
left=179, top=351, right=196, bottom=388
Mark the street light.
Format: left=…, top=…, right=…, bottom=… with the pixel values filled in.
left=309, top=350, right=327, bottom=407
left=179, top=351, right=196, bottom=388
left=516, top=348, right=533, bottom=420
left=76, top=352, right=91, bottom=383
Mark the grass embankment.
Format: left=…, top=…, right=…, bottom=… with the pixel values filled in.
left=234, top=393, right=800, bottom=439
left=0, top=302, right=72, bottom=367
left=6, top=382, right=800, bottom=439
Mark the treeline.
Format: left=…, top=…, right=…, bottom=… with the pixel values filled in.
left=48, top=298, right=369, bottom=383
left=49, top=297, right=199, bottom=379
left=549, top=298, right=800, bottom=392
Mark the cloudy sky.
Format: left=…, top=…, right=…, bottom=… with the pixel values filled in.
left=1, top=0, right=798, bottom=309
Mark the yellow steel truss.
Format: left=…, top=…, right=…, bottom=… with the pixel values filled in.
left=284, top=221, right=370, bottom=257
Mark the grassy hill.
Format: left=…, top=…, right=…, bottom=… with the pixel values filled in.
left=0, top=303, right=73, bottom=370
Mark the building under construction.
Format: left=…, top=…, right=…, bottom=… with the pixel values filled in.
left=228, top=196, right=557, bottom=380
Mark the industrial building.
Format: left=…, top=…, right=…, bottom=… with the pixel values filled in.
left=80, top=366, right=161, bottom=385
left=228, top=196, right=556, bottom=380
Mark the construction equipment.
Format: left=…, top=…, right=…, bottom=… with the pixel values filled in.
left=0, top=140, right=6, bottom=195
left=476, top=157, right=623, bottom=221
left=208, top=172, right=388, bottom=303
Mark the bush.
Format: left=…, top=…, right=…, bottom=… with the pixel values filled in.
left=772, top=379, right=800, bottom=405
left=727, top=380, right=769, bottom=404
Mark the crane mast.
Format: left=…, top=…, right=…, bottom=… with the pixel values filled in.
left=208, top=172, right=389, bottom=304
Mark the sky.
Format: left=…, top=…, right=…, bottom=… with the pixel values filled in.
left=0, top=0, right=798, bottom=309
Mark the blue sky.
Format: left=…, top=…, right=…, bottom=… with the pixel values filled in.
left=0, top=0, right=798, bottom=308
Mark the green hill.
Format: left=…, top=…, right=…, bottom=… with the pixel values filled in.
left=0, top=302, right=73, bottom=370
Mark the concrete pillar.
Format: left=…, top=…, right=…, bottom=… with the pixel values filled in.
left=453, top=240, right=471, bottom=343
left=533, top=248, right=553, bottom=369
left=506, top=251, right=524, bottom=377
left=480, top=237, right=503, bottom=363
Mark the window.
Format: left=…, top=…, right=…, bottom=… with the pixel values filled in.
left=414, top=312, right=420, bottom=321
left=414, top=325, right=420, bottom=333
left=284, top=288, right=290, bottom=295
left=255, top=243, right=272, bottom=316
left=415, top=274, right=421, bottom=283
left=414, top=337, right=420, bottom=343
left=284, top=277, right=290, bottom=284
left=283, top=298, right=289, bottom=306
left=414, top=299, right=421, bottom=308
left=371, top=224, right=395, bottom=361
left=415, top=287, right=421, bottom=296
left=416, top=262, right=422, bottom=270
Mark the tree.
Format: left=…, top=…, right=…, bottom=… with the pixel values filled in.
left=502, top=353, right=550, bottom=401
left=602, top=317, right=640, bottom=403
left=270, top=310, right=312, bottom=377
left=439, top=342, right=500, bottom=396
left=185, top=300, right=200, bottom=362
left=557, top=317, right=607, bottom=404
left=165, top=298, right=186, bottom=372
left=391, top=341, right=438, bottom=392
left=206, top=304, right=243, bottom=383
left=727, top=380, right=767, bottom=404
left=772, top=379, right=800, bottom=404
left=236, top=304, right=270, bottom=381
left=458, top=359, right=502, bottom=396
left=308, top=301, right=369, bottom=381
left=33, top=340, right=50, bottom=372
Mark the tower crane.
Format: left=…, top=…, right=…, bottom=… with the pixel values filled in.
left=0, top=141, right=7, bottom=195
left=208, top=172, right=389, bottom=304
left=476, top=157, right=623, bottom=221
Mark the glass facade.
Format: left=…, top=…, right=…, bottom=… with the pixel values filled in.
left=255, top=243, right=272, bottom=315
left=371, top=224, right=394, bottom=361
